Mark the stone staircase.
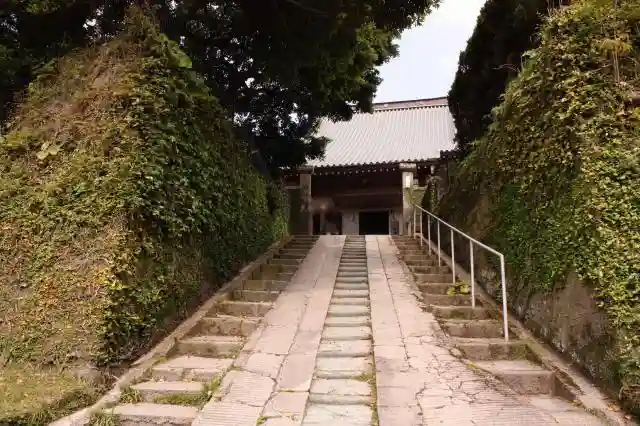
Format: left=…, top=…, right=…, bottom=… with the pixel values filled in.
left=391, top=235, right=607, bottom=425
left=302, top=235, right=376, bottom=425
left=101, top=236, right=318, bottom=425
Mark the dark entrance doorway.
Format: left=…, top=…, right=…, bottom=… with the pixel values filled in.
left=359, top=210, right=390, bottom=235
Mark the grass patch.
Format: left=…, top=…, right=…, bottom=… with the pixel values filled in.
left=88, top=412, right=120, bottom=426
left=152, top=376, right=221, bottom=408
left=0, top=362, right=105, bottom=425
left=352, top=371, right=375, bottom=385
left=256, top=416, right=266, bottom=425
left=118, top=386, right=142, bottom=404
left=446, top=281, right=470, bottom=296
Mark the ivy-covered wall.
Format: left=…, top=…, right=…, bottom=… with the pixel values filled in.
left=439, top=1, right=640, bottom=414
left=0, top=10, right=288, bottom=423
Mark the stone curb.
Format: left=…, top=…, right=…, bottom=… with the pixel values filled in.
left=49, top=236, right=292, bottom=426
left=413, top=236, right=635, bottom=426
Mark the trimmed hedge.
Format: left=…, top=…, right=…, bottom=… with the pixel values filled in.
left=439, top=0, right=640, bottom=414
left=0, top=9, right=287, bottom=422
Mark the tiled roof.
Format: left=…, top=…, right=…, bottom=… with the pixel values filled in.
left=308, top=99, right=456, bottom=168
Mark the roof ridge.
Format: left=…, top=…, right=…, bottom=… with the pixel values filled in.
left=372, top=104, right=447, bottom=113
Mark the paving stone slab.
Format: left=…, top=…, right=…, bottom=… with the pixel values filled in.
left=277, top=353, right=316, bottom=391
left=107, top=403, right=198, bottom=425
left=243, top=352, right=284, bottom=379
left=322, top=326, right=372, bottom=341
left=262, top=391, right=308, bottom=419
left=220, top=370, right=275, bottom=407
left=194, top=401, right=262, bottom=426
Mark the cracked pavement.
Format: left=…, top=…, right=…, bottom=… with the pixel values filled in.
left=368, top=235, right=603, bottom=425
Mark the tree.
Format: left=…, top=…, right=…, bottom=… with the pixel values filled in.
left=448, top=0, right=565, bottom=155
left=0, top=0, right=440, bottom=172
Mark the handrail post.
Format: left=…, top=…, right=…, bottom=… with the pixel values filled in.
left=419, top=208, right=423, bottom=247
left=500, top=254, right=509, bottom=342
left=470, top=241, right=475, bottom=308
left=450, top=229, right=456, bottom=286
left=412, top=206, right=416, bottom=238
left=427, top=215, right=432, bottom=255
left=437, top=221, right=441, bottom=266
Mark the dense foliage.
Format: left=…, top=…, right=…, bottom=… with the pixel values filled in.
left=0, top=0, right=438, bottom=172
left=448, top=0, right=566, bottom=154
left=441, top=0, right=640, bottom=412
left=0, top=10, right=287, bottom=422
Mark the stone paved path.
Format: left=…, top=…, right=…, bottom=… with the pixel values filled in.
left=191, top=235, right=607, bottom=426
left=367, top=235, right=605, bottom=425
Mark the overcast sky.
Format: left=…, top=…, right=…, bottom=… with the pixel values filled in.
left=374, top=0, right=486, bottom=102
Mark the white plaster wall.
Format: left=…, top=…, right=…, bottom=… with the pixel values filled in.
left=342, top=211, right=359, bottom=235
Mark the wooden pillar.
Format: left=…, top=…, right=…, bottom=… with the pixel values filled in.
left=399, top=163, right=417, bottom=236
left=298, top=166, right=314, bottom=235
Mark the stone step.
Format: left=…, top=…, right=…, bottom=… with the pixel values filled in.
left=315, top=357, right=373, bottom=379
left=151, top=356, right=232, bottom=381
left=335, top=276, right=368, bottom=284
left=254, top=267, right=294, bottom=280
left=328, top=305, right=370, bottom=317
left=276, top=272, right=295, bottom=281
left=303, top=403, right=372, bottom=425
left=526, top=396, right=606, bottom=425
left=338, top=268, right=368, bottom=275
left=318, top=340, right=372, bottom=358
left=403, top=257, right=439, bottom=266
left=210, top=301, right=272, bottom=317
left=333, top=289, right=369, bottom=298
left=276, top=250, right=310, bottom=258
left=430, top=305, right=491, bottom=320
left=309, top=378, right=371, bottom=405
left=337, top=271, right=368, bottom=278
left=243, top=279, right=288, bottom=291
left=322, top=326, right=372, bottom=341
left=413, top=273, right=453, bottom=283
left=194, top=315, right=260, bottom=337
left=231, top=289, right=280, bottom=303
left=473, top=360, right=555, bottom=394
left=177, top=335, right=244, bottom=357
left=270, top=257, right=303, bottom=266
left=453, top=338, right=529, bottom=361
left=423, top=293, right=473, bottom=306
left=417, top=282, right=451, bottom=295
left=410, top=265, right=450, bottom=274
left=104, top=403, right=198, bottom=425
left=131, top=380, right=204, bottom=402
left=330, top=297, right=369, bottom=306
left=339, top=261, right=367, bottom=267
left=335, top=283, right=369, bottom=291
left=325, top=316, right=370, bottom=327
left=441, top=319, right=504, bottom=339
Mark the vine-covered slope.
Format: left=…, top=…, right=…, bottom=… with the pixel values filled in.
left=0, top=10, right=287, bottom=423
left=440, top=0, right=640, bottom=412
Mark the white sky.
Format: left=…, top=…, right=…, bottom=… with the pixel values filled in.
left=374, top=0, right=487, bottom=102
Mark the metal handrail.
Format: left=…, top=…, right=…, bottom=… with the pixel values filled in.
left=410, top=203, right=509, bottom=342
